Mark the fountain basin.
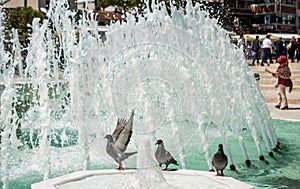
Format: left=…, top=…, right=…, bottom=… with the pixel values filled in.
left=31, top=169, right=254, bottom=189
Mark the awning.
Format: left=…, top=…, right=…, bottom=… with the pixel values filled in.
left=230, top=34, right=265, bottom=42
left=270, top=33, right=300, bottom=41
left=231, top=33, right=300, bottom=42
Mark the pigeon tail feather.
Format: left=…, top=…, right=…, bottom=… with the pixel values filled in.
left=170, top=158, right=178, bottom=165
left=125, top=151, right=137, bottom=158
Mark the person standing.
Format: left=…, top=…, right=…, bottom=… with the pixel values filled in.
left=283, top=40, right=289, bottom=56
left=251, top=35, right=261, bottom=66
left=275, top=37, right=284, bottom=61
left=261, top=34, right=273, bottom=66
left=268, top=32, right=275, bottom=63
left=237, top=34, right=246, bottom=58
left=287, top=36, right=297, bottom=63
left=296, top=37, right=300, bottom=62
left=265, top=55, right=293, bottom=110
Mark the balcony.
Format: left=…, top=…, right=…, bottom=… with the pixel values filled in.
left=224, top=7, right=254, bottom=15
left=250, top=4, right=275, bottom=14
left=275, top=24, right=296, bottom=33
left=280, top=5, right=296, bottom=14
left=251, top=24, right=274, bottom=30
left=250, top=23, right=296, bottom=33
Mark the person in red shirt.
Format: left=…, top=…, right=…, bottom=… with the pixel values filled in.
left=265, top=55, right=293, bottom=110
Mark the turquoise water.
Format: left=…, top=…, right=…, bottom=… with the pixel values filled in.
left=227, top=120, right=300, bottom=189
left=2, top=119, right=299, bottom=189
left=184, top=119, right=300, bottom=189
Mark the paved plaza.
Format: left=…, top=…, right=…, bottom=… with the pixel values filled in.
left=251, top=62, right=300, bottom=122
left=267, top=103, right=300, bottom=121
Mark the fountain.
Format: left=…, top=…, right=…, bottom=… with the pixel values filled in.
left=0, top=0, right=279, bottom=188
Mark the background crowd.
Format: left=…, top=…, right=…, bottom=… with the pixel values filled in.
left=235, top=33, right=300, bottom=66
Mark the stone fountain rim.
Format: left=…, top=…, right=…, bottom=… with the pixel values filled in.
left=31, top=169, right=254, bottom=189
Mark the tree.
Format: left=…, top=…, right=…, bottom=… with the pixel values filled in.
left=96, top=0, right=143, bottom=11
left=6, top=6, right=46, bottom=39
left=96, top=0, right=186, bottom=15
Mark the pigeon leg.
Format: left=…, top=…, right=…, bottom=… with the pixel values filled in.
left=118, top=166, right=125, bottom=170
left=162, top=164, right=168, bottom=171
left=117, top=162, right=124, bottom=170
left=220, top=170, right=224, bottom=176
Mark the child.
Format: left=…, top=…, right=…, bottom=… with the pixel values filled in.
left=265, top=55, right=293, bottom=110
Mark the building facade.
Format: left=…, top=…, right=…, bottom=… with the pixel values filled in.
left=77, top=0, right=94, bottom=10
left=2, top=0, right=300, bottom=34
left=223, top=0, right=300, bottom=34
left=1, top=0, right=77, bottom=11
left=1, top=0, right=46, bottom=10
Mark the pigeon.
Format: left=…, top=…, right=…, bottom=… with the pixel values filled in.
left=104, top=110, right=137, bottom=170
left=155, top=139, right=178, bottom=170
left=212, top=144, right=228, bottom=176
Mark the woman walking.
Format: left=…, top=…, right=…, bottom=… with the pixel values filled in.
left=265, top=55, right=293, bottom=110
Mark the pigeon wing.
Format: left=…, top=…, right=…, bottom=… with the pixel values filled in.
left=164, top=151, right=174, bottom=163
left=156, top=149, right=171, bottom=164
left=115, top=110, right=134, bottom=152
left=112, top=118, right=126, bottom=141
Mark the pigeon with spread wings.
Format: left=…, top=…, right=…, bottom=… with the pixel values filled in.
left=104, top=110, right=137, bottom=170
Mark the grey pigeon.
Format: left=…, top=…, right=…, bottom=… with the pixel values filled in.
left=104, top=110, right=137, bottom=170
left=212, top=144, right=228, bottom=176
left=155, top=139, right=178, bottom=170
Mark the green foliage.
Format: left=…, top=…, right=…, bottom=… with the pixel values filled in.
left=96, top=0, right=227, bottom=27
left=97, top=0, right=119, bottom=8
left=97, top=0, right=143, bottom=10
left=6, top=6, right=45, bottom=38
left=96, top=0, right=188, bottom=14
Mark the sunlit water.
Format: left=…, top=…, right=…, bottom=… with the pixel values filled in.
left=3, top=120, right=300, bottom=189
left=0, top=0, right=297, bottom=189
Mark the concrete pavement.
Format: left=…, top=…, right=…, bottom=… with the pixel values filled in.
left=267, top=103, right=300, bottom=121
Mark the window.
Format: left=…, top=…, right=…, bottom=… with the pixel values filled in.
left=280, top=15, right=296, bottom=24
left=282, top=0, right=296, bottom=5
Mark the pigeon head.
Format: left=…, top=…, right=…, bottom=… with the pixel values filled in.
left=218, top=144, right=223, bottom=149
left=218, top=144, right=224, bottom=152
left=104, top=134, right=113, bottom=141
left=156, top=139, right=163, bottom=145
